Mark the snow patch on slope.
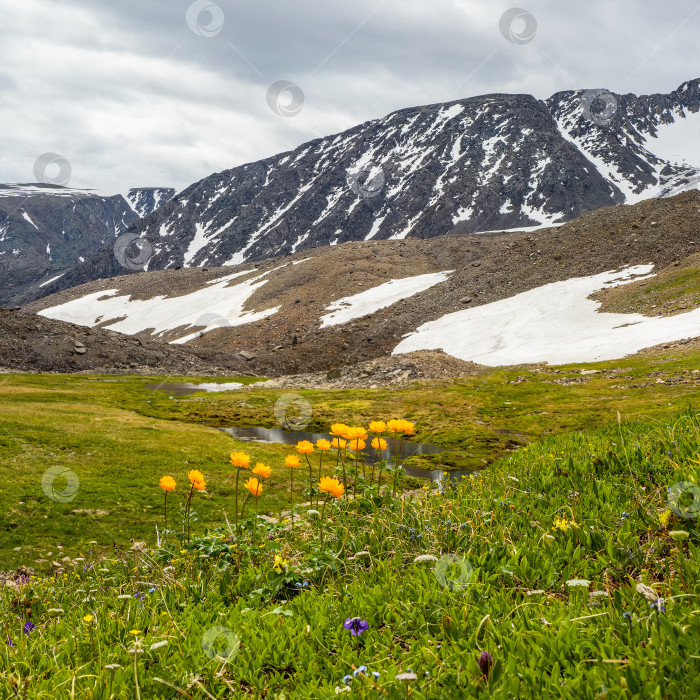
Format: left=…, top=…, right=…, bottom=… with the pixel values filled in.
left=38, top=271, right=279, bottom=342
left=392, top=265, right=700, bottom=365
left=320, top=271, right=453, bottom=328
left=644, top=109, right=700, bottom=169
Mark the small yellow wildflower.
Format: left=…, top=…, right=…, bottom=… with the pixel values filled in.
left=658, top=510, right=673, bottom=529
left=553, top=517, right=571, bottom=531
left=273, top=554, right=289, bottom=574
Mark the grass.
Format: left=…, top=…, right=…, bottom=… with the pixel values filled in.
left=2, top=403, right=700, bottom=697
left=0, top=346, right=699, bottom=570
left=597, top=253, right=700, bottom=315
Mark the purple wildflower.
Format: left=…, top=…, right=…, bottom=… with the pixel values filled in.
left=7, top=636, right=14, bottom=647
left=477, top=650, right=493, bottom=677
left=23, top=621, right=36, bottom=636
left=650, top=599, right=666, bottom=614
left=343, top=617, right=369, bottom=636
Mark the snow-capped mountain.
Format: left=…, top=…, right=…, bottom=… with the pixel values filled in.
left=125, top=188, right=176, bottom=218
left=0, top=184, right=174, bottom=306
left=0, top=184, right=138, bottom=275
left=119, top=79, right=700, bottom=270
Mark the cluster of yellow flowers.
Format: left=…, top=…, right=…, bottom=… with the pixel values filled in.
left=155, top=417, right=417, bottom=540
left=553, top=516, right=576, bottom=532
left=229, top=452, right=272, bottom=497
left=158, top=469, right=207, bottom=494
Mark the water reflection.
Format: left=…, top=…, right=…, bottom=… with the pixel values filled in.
left=219, top=426, right=474, bottom=485
left=147, top=382, right=244, bottom=397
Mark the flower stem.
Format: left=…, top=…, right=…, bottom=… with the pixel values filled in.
left=320, top=496, right=328, bottom=545
left=239, top=493, right=251, bottom=526
left=304, top=454, right=315, bottom=507
left=185, top=486, right=194, bottom=544
left=234, top=466, right=241, bottom=537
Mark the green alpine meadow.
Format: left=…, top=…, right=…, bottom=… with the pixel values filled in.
left=1, top=350, right=699, bottom=698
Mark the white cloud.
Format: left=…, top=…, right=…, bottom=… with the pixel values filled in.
left=0, top=0, right=697, bottom=193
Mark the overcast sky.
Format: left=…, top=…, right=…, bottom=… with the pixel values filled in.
left=0, top=0, right=698, bottom=194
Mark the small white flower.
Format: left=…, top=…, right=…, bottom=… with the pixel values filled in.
left=589, top=591, right=609, bottom=598
left=149, top=640, right=168, bottom=650
left=635, top=583, right=657, bottom=601
left=413, top=555, right=439, bottom=563
left=566, top=579, right=590, bottom=588
left=526, top=590, right=545, bottom=596
left=117, top=594, right=131, bottom=600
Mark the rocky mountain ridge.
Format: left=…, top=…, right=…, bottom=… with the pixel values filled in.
left=0, top=184, right=175, bottom=307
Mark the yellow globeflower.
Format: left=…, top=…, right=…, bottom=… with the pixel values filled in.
left=316, top=439, right=332, bottom=451
left=296, top=440, right=315, bottom=455
left=347, top=438, right=366, bottom=452
left=330, top=423, right=349, bottom=438
left=252, top=463, right=272, bottom=480
left=371, top=437, right=388, bottom=450
left=188, top=470, right=206, bottom=491
left=230, top=452, right=251, bottom=468
left=319, top=476, right=345, bottom=498
left=285, top=455, right=301, bottom=468
left=387, top=419, right=405, bottom=434
left=159, top=476, right=176, bottom=492
left=368, top=420, right=387, bottom=434
left=345, top=426, right=368, bottom=441
left=244, top=477, right=263, bottom=496
left=400, top=420, right=415, bottom=436
left=331, top=437, right=347, bottom=450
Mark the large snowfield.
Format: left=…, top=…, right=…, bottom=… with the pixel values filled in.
left=393, top=265, right=700, bottom=365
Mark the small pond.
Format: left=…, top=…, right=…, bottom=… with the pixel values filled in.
left=219, top=426, right=474, bottom=485
left=147, top=382, right=244, bottom=397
